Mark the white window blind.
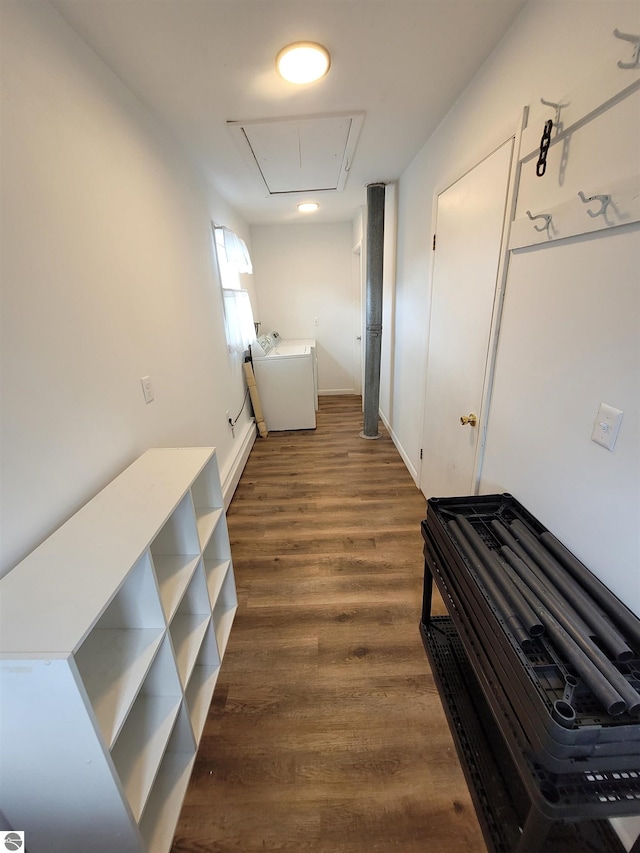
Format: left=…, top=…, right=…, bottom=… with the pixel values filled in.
left=213, top=225, right=253, bottom=289
left=223, top=289, right=256, bottom=353
left=212, top=224, right=256, bottom=353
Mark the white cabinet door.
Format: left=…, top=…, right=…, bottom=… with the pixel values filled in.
left=420, top=139, right=513, bottom=499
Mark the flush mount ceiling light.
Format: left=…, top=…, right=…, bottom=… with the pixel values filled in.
left=276, top=42, right=331, bottom=84
left=297, top=202, right=320, bottom=213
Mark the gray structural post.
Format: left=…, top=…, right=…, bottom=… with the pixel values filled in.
left=361, top=182, right=385, bottom=439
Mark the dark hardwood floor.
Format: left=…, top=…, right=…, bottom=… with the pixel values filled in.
left=172, top=395, right=486, bottom=852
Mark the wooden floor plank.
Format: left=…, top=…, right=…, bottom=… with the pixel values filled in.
left=171, top=396, right=486, bottom=852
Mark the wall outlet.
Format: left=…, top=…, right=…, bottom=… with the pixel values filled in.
left=141, top=375, right=154, bottom=404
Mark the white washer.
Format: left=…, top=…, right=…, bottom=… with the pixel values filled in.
left=251, top=335, right=316, bottom=431
left=267, top=332, right=318, bottom=410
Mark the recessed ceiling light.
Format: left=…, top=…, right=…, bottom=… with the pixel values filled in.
left=276, top=42, right=331, bottom=84
left=297, top=202, right=320, bottom=213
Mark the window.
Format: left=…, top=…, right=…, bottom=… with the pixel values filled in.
left=213, top=226, right=252, bottom=290
left=213, top=225, right=256, bottom=352
left=223, top=289, right=255, bottom=353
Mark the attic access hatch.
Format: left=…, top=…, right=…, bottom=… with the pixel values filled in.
left=228, top=113, right=364, bottom=195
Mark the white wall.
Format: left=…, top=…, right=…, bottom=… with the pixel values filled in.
left=0, top=0, right=254, bottom=577
left=250, top=222, right=356, bottom=394
left=481, top=224, right=639, bottom=598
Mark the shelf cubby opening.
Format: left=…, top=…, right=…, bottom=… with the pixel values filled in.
left=138, top=705, right=196, bottom=853
left=202, top=516, right=232, bottom=610
left=185, top=622, right=221, bottom=740
left=203, top=558, right=232, bottom=611
left=74, top=551, right=166, bottom=747
left=151, top=492, right=200, bottom=557
left=152, top=553, right=201, bottom=624
left=202, top=512, right=231, bottom=560
left=195, top=507, right=224, bottom=554
left=191, top=457, right=224, bottom=551
left=150, top=494, right=200, bottom=622
left=109, top=637, right=182, bottom=821
left=169, top=563, right=212, bottom=687
left=212, top=565, right=238, bottom=661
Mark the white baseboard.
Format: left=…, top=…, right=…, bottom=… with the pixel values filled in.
left=318, top=388, right=356, bottom=396
left=379, top=410, right=419, bottom=486
left=221, top=419, right=256, bottom=509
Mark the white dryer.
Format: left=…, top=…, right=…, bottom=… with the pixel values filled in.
left=266, top=332, right=318, bottom=410
left=251, top=335, right=316, bottom=431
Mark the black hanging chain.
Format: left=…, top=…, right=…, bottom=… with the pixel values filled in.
left=536, top=119, right=553, bottom=177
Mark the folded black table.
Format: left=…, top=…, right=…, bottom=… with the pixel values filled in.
left=420, top=493, right=640, bottom=853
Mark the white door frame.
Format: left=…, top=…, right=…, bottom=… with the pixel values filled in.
left=419, top=109, right=527, bottom=495
left=471, top=110, right=527, bottom=492
left=352, top=239, right=364, bottom=397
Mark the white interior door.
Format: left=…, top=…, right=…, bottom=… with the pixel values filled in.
left=420, top=139, right=513, bottom=499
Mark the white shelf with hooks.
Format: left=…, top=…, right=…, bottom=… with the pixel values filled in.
left=510, top=172, right=640, bottom=250
left=511, top=40, right=640, bottom=250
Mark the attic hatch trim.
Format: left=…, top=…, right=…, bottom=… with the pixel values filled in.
left=228, top=112, right=364, bottom=198
left=237, top=126, right=352, bottom=195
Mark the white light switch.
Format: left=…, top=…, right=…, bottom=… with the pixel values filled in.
left=141, top=375, right=154, bottom=404
left=591, top=403, right=623, bottom=451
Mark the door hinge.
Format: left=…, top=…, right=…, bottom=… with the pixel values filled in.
left=432, top=234, right=436, bottom=250
left=420, top=448, right=423, bottom=460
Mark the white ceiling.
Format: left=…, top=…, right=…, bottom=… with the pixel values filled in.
left=52, top=0, right=527, bottom=225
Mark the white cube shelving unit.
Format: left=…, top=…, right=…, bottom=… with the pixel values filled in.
left=0, top=447, right=237, bottom=853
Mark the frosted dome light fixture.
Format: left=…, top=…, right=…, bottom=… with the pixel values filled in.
left=297, top=202, right=320, bottom=213
left=276, top=42, right=331, bottom=84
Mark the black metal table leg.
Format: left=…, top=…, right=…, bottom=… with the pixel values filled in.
left=421, top=557, right=434, bottom=627
left=515, top=806, right=552, bottom=852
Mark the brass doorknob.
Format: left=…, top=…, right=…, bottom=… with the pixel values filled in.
left=460, top=413, right=478, bottom=427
